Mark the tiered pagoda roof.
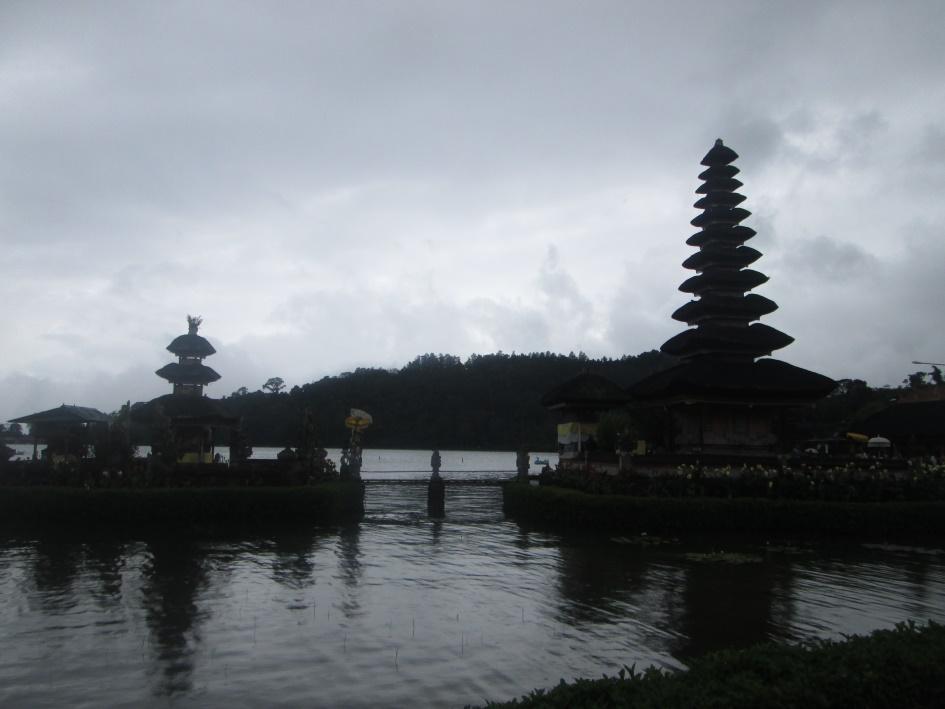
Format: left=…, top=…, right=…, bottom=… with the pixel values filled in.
left=131, top=393, right=236, bottom=426
left=156, top=315, right=220, bottom=391
left=155, top=361, right=221, bottom=385
left=541, top=370, right=630, bottom=411
left=135, top=315, right=236, bottom=429
left=167, top=332, right=216, bottom=358
left=663, top=140, right=791, bottom=362
left=630, top=140, right=835, bottom=403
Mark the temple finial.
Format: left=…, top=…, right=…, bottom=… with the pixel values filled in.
left=186, top=314, right=202, bottom=334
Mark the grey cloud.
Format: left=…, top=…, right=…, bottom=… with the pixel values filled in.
left=3, top=1, right=945, bottom=419
left=778, top=236, right=879, bottom=282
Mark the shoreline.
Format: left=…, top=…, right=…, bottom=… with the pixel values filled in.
left=503, top=482, right=945, bottom=537
left=0, top=482, right=365, bottom=529
left=477, top=621, right=945, bottom=708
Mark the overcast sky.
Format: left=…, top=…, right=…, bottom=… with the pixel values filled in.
left=2, top=0, right=944, bottom=420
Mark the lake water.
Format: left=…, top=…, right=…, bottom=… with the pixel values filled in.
left=7, top=446, right=556, bottom=479
left=2, top=459, right=945, bottom=707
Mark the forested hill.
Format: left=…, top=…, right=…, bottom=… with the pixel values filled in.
left=221, top=351, right=675, bottom=450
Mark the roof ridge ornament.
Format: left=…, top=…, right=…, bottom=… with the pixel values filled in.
left=187, top=314, right=202, bottom=335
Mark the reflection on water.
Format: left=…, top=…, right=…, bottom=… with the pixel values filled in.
left=141, top=536, right=210, bottom=696
left=675, top=551, right=796, bottom=658
left=2, top=485, right=945, bottom=708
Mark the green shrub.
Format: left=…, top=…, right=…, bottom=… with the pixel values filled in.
left=502, top=483, right=945, bottom=536
left=479, top=621, right=945, bottom=708
left=539, top=460, right=945, bottom=503
left=0, top=483, right=364, bottom=529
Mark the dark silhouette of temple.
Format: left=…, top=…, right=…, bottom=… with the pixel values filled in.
left=134, top=316, right=236, bottom=463
left=156, top=315, right=220, bottom=396
left=627, top=140, right=835, bottom=455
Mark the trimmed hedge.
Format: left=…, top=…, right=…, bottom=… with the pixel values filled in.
left=480, top=621, right=945, bottom=708
left=502, top=483, right=945, bottom=536
left=0, top=483, right=364, bottom=528
left=541, top=461, right=945, bottom=503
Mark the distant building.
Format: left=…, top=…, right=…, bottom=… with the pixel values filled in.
left=860, top=398, right=945, bottom=458
left=628, top=140, right=835, bottom=455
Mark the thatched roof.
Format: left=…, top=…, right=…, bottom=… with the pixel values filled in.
left=541, top=371, right=630, bottom=409
left=167, top=333, right=216, bottom=357
left=628, top=358, right=836, bottom=404
left=155, top=362, right=221, bottom=385
left=679, top=268, right=768, bottom=294
left=690, top=206, right=751, bottom=228
left=130, top=394, right=238, bottom=426
left=627, top=139, right=834, bottom=408
left=10, top=404, right=110, bottom=425
left=693, top=192, right=747, bottom=209
left=672, top=293, right=777, bottom=325
left=661, top=323, right=793, bottom=359
left=682, top=245, right=761, bottom=271
left=701, top=139, right=739, bottom=166
left=696, top=177, right=743, bottom=193
left=686, top=225, right=756, bottom=247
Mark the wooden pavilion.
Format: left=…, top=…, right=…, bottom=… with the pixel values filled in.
left=541, top=370, right=630, bottom=465
left=9, top=404, right=110, bottom=462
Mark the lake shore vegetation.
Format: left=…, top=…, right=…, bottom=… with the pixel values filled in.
left=478, top=621, right=945, bottom=709
left=0, top=482, right=364, bottom=529
left=502, top=482, right=945, bottom=536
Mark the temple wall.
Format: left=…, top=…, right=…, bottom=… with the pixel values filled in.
left=674, top=406, right=778, bottom=451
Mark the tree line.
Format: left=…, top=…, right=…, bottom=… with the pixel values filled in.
left=220, top=350, right=673, bottom=450
left=123, top=354, right=937, bottom=452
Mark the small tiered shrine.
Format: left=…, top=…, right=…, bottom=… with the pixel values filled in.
left=135, top=315, right=236, bottom=463
left=156, top=315, right=221, bottom=395
left=629, top=140, right=835, bottom=454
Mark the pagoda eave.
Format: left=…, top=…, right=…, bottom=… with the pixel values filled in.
left=690, top=207, right=751, bottom=228
left=629, top=358, right=836, bottom=403
left=540, top=371, right=630, bottom=410
left=167, top=333, right=217, bottom=357
left=681, top=245, right=761, bottom=271
left=700, top=141, right=739, bottom=166
left=693, top=192, right=747, bottom=209
left=672, top=294, right=778, bottom=324
left=679, top=269, right=768, bottom=294
left=660, top=323, right=794, bottom=359
left=686, top=225, right=756, bottom=247
left=155, top=362, right=221, bottom=385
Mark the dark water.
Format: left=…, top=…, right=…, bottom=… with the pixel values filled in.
left=2, top=484, right=945, bottom=708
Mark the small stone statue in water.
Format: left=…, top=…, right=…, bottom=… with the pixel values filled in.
left=516, top=447, right=530, bottom=481
left=428, top=448, right=445, bottom=517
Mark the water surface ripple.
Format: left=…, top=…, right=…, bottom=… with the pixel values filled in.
left=2, top=482, right=945, bottom=708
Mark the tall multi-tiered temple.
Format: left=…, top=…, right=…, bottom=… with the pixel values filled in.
left=629, top=140, right=835, bottom=454
left=135, top=315, right=236, bottom=464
